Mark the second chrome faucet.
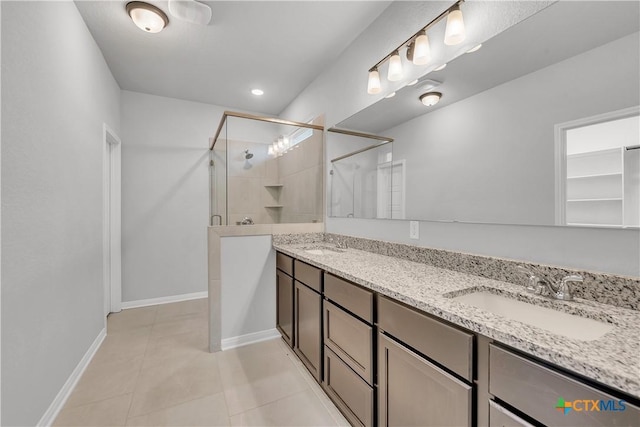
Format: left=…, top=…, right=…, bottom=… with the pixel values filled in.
left=516, top=266, right=583, bottom=301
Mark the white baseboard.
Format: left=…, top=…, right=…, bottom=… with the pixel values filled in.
left=37, top=328, right=107, bottom=427
left=121, top=291, right=208, bottom=310
left=221, top=328, right=281, bottom=351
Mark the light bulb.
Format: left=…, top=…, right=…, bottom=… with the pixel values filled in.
left=267, top=145, right=274, bottom=156
left=444, top=5, right=465, bottom=45
left=126, top=2, right=168, bottom=33
left=387, top=51, right=403, bottom=82
left=412, top=31, right=431, bottom=65
left=367, top=69, right=381, bottom=94
left=420, top=92, right=442, bottom=107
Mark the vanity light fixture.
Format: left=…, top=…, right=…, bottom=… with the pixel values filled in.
left=444, top=4, right=466, bottom=45
left=387, top=51, right=403, bottom=81
left=126, top=2, right=169, bottom=33
left=366, top=0, right=465, bottom=94
left=367, top=68, right=382, bottom=94
left=420, top=92, right=442, bottom=106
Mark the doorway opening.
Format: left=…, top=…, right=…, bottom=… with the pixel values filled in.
left=103, top=124, right=122, bottom=316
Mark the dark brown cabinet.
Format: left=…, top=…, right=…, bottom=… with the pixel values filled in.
left=276, top=269, right=294, bottom=347
left=276, top=253, right=294, bottom=348
left=289, top=259, right=323, bottom=382
left=294, top=280, right=322, bottom=381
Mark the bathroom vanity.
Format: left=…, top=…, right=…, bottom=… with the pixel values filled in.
left=274, top=238, right=640, bottom=427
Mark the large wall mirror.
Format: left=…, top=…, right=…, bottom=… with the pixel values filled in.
left=328, top=1, right=640, bottom=228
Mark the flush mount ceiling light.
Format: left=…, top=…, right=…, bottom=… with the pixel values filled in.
left=366, top=0, right=466, bottom=94
left=251, top=89, right=264, bottom=96
left=420, top=92, right=442, bottom=107
left=126, top=2, right=169, bottom=33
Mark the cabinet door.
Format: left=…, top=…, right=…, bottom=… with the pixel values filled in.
left=276, top=270, right=294, bottom=348
left=378, top=333, right=472, bottom=427
left=295, top=281, right=322, bottom=381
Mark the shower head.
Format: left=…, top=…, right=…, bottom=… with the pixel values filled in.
left=244, top=150, right=253, bottom=160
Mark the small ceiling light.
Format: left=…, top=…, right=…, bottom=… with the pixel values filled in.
left=420, top=92, right=442, bottom=106
left=412, top=31, right=431, bottom=65
left=126, top=2, right=169, bottom=33
left=387, top=50, right=403, bottom=82
left=406, top=79, right=419, bottom=86
left=444, top=4, right=466, bottom=45
left=433, top=63, right=447, bottom=71
left=367, top=69, right=382, bottom=95
left=251, top=89, right=264, bottom=96
left=385, top=92, right=396, bottom=99
left=466, top=43, right=482, bottom=53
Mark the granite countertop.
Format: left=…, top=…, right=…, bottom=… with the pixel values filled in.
left=274, top=242, right=640, bottom=399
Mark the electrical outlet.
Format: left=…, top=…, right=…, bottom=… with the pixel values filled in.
left=410, top=221, right=419, bottom=239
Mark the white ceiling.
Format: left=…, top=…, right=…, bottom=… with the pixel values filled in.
left=75, top=0, right=391, bottom=115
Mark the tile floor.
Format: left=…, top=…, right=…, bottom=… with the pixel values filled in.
left=54, top=298, right=349, bottom=426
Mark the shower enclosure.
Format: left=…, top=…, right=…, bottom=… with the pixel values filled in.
left=210, top=111, right=324, bottom=226
left=327, top=128, right=396, bottom=219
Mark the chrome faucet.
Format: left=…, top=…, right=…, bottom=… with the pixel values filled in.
left=210, top=215, right=222, bottom=226
left=328, top=236, right=348, bottom=249
left=240, top=216, right=254, bottom=225
left=516, top=266, right=583, bottom=301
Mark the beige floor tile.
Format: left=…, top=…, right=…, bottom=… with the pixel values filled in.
left=65, top=355, right=144, bottom=408
left=229, top=389, right=338, bottom=426
left=216, top=338, right=287, bottom=371
left=219, top=345, right=310, bottom=415
left=150, top=313, right=208, bottom=340
left=91, top=327, right=152, bottom=366
left=54, top=393, right=132, bottom=426
left=143, top=329, right=209, bottom=367
left=128, top=351, right=223, bottom=417
left=155, top=298, right=207, bottom=323
left=108, top=306, right=158, bottom=333
left=126, top=393, right=229, bottom=426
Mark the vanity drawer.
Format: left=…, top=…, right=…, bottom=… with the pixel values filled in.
left=276, top=252, right=293, bottom=276
left=490, top=344, right=640, bottom=426
left=324, top=300, right=373, bottom=385
left=294, top=259, right=322, bottom=292
left=489, top=401, right=534, bottom=427
left=324, top=273, right=373, bottom=323
left=378, top=295, right=473, bottom=382
left=323, top=346, right=374, bottom=427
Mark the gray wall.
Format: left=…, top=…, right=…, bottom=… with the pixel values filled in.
left=1, top=2, right=121, bottom=425
left=281, top=1, right=640, bottom=278
left=120, top=91, right=224, bottom=302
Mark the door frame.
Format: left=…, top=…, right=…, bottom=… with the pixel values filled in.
left=103, top=123, right=122, bottom=316
left=554, top=105, right=640, bottom=225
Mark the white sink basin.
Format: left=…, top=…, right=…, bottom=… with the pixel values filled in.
left=452, top=291, right=614, bottom=341
left=303, top=245, right=345, bottom=256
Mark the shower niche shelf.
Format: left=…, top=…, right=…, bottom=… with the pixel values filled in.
left=264, top=184, right=284, bottom=188
left=265, top=205, right=284, bottom=209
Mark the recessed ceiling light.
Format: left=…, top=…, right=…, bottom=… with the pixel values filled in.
left=385, top=92, right=396, bottom=99
left=406, top=79, right=419, bottom=86
left=251, top=89, right=264, bottom=96
left=466, top=44, right=482, bottom=53
left=433, top=63, right=447, bottom=71
left=126, top=2, right=169, bottom=33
